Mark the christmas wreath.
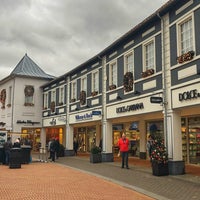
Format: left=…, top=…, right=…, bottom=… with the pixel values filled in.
left=24, top=86, right=34, bottom=97
left=79, top=90, right=86, bottom=105
left=0, top=89, right=6, bottom=106
left=123, top=72, right=133, bottom=92
left=50, top=101, right=55, bottom=112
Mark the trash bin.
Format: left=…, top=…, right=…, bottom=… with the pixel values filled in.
left=21, top=145, right=32, bottom=164
left=9, top=148, right=21, bottom=169
left=0, top=145, right=5, bottom=164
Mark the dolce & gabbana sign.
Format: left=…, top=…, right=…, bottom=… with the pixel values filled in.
left=116, top=103, right=144, bottom=113
left=179, top=89, right=200, bottom=101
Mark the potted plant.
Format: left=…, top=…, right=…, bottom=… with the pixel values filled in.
left=150, top=138, right=169, bottom=176
left=90, top=145, right=102, bottom=163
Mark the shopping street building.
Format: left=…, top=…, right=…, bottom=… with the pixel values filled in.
left=1, top=0, right=200, bottom=175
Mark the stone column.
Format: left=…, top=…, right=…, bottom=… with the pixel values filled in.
left=101, top=56, right=113, bottom=162
left=64, top=76, right=74, bottom=156
left=139, top=120, right=146, bottom=159
left=167, top=110, right=185, bottom=175
left=40, top=128, right=46, bottom=149
left=65, top=125, right=74, bottom=156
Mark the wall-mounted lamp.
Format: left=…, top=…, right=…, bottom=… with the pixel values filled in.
left=116, top=95, right=122, bottom=100
left=134, top=91, right=141, bottom=95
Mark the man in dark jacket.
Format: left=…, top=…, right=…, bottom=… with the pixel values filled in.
left=50, top=138, right=56, bottom=162
left=3, top=137, right=12, bottom=165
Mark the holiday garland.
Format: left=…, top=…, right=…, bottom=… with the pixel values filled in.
left=79, top=90, right=86, bottom=105
left=0, top=89, right=6, bottom=108
left=24, top=86, right=34, bottom=97
left=123, top=72, right=133, bottom=92
left=177, top=50, right=194, bottom=64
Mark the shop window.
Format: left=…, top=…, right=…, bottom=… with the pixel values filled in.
left=188, top=117, right=200, bottom=164
left=147, top=121, right=164, bottom=140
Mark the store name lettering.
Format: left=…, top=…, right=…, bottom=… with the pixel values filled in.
left=179, top=89, right=200, bottom=101
left=75, top=113, right=93, bottom=121
left=116, top=103, right=144, bottom=113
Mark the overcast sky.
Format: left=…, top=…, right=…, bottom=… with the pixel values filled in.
left=0, top=0, right=168, bottom=80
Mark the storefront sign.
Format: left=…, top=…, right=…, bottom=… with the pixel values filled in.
left=179, top=89, right=200, bottom=101
left=116, top=103, right=144, bottom=113
left=150, top=96, right=163, bottom=104
left=17, top=120, right=40, bottom=125
left=75, top=113, right=93, bottom=121
left=92, top=111, right=101, bottom=115
left=58, top=116, right=66, bottom=122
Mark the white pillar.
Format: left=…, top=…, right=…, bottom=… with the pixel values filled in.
left=66, top=125, right=73, bottom=150
left=40, top=128, right=46, bottom=148
left=96, top=124, right=101, bottom=147
left=102, top=120, right=112, bottom=153
left=167, top=110, right=182, bottom=160
left=139, top=120, right=146, bottom=159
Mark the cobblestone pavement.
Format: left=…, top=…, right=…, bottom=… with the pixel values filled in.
left=0, top=162, right=154, bottom=200
left=53, top=155, right=200, bottom=200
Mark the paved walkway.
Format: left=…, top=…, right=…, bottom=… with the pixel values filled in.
left=1, top=154, right=200, bottom=200
left=0, top=161, right=153, bottom=200
left=53, top=155, right=200, bottom=200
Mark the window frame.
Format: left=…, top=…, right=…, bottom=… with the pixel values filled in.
left=142, top=38, right=155, bottom=72
left=177, top=14, right=195, bottom=56
left=124, top=50, right=134, bottom=74
left=109, top=60, right=118, bottom=87
left=43, top=92, right=48, bottom=109
left=8, top=86, right=12, bottom=106
left=24, top=85, right=34, bottom=105
left=71, top=80, right=77, bottom=101
left=51, top=89, right=56, bottom=103
left=92, top=70, right=99, bottom=93
left=59, top=86, right=64, bottom=105
left=81, top=76, right=87, bottom=92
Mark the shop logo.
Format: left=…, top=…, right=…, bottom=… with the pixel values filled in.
left=116, top=103, right=144, bottom=113
left=50, top=118, right=56, bottom=125
left=179, top=89, right=200, bottom=101
left=75, top=113, right=93, bottom=121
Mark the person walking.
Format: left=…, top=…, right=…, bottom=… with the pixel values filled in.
left=3, top=137, right=12, bottom=165
left=55, top=137, right=60, bottom=159
left=73, top=137, right=79, bottom=156
left=50, top=138, right=56, bottom=162
left=118, top=132, right=129, bottom=169
left=146, top=135, right=154, bottom=160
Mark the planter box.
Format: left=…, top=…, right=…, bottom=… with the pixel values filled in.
left=152, top=161, right=169, bottom=176
left=90, top=154, right=102, bottom=163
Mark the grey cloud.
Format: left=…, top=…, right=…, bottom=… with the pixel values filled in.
left=0, top=0, right=167, bottom=80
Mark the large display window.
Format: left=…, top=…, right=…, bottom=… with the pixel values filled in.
left=146, top=121, right=164, bottom=140
left=46, top=127, right=63, bottom=146
left=74, top=126, right=96, bottom=152
left=113, top=123, right=140, bottom=157
left=182, top=117, right=200, bottom=164
left=21, top=128, right=41, bottom=151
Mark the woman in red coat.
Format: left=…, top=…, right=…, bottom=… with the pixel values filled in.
left=118, top=133, right=129, bottom=169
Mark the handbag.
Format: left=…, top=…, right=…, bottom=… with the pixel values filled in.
left=117, top=151, right=120, bottom=157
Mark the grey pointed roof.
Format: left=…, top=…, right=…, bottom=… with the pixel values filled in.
left=10, top=54, right=55, bottom=79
